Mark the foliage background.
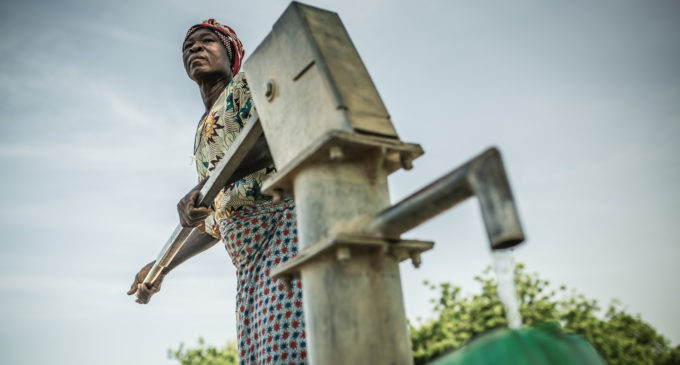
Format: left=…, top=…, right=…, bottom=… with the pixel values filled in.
left=170, top=264, right=680, bottom=365
left=410, top=264, right=680, bottom=365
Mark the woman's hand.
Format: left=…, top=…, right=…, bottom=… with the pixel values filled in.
left=177, top=179, right=212, bottom=232
left=127, top=260, right=165, bottom=304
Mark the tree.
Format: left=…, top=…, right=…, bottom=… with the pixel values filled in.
left=410, top=263, right=680, bottom=365
left=169, top=264, right=680, bottom=364
left=168, top=338, right=238, bottom=365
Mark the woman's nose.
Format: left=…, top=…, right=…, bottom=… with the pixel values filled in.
left=189, top=42, right=203, bottom=53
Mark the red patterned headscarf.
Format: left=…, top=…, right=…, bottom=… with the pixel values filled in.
left=185, top=19, right=245, bottom=77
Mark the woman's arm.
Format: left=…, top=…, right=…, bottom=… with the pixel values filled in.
left=128, top=179, right=220, bottom=304
left=164, top=229, right=218, bottom=273
left=127, top=229, right=219, bottom=304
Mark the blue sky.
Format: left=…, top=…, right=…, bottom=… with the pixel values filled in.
left=1, top=0, right=679, bottom=364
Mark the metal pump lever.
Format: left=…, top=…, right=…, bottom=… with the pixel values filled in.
left=368, top=147, right=525, bottom=249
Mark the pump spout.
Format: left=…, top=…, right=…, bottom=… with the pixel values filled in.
left=368, top=147, right=524, bottom=250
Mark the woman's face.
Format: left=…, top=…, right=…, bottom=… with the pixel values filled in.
left=182, top=28, right=232, bottom=82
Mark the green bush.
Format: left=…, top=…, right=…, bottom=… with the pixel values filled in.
left=410, top=263, right=680, bottom=365
left=168, top=337, right=238, bottom=365
left=170, top=264, right=680, bottom=365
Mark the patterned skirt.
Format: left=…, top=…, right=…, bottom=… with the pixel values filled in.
left=219, top=199, right=308, bottom=365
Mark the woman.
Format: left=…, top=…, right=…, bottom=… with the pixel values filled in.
left=127, top=19, right=307, bottom=365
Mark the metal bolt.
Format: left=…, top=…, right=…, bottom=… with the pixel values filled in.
left=410, top=251, right=422, bottom=268
left=400, top=155, right=414, bottom=170
left=329, top=146, right=344, bottom=161
left=281, top=276, right=292, bottom=292
left=264, top=80, right=276, bottom=101
left=336, top=246, right=351, bottom=262
left=272, top=188, right=284, bottom=203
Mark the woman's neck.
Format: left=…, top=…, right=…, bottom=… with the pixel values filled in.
left=197, top=74, right=232, bottom=112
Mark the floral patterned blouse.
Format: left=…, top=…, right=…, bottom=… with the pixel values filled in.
left=194, top=73, right=275, bottom=238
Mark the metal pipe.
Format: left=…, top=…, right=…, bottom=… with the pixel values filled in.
left=292, top=159, right=413, bottom=364
left=369, top=147, right=525, bottom=249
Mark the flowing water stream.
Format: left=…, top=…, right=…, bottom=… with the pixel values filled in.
left=492, top=249, right=522, bottom=329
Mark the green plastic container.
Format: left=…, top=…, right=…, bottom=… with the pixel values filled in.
left=429, top=323, right=606, bottom=365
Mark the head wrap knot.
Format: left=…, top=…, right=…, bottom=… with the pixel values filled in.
left=184, top=19, right=245, bottom=77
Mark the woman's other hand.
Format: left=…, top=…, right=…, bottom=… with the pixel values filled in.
left=177, top=179, right=212, bottom=231
left=127, top=260, right=165, bottom=304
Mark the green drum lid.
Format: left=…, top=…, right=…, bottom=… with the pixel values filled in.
left=429, top=322, right=606, bottom=365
